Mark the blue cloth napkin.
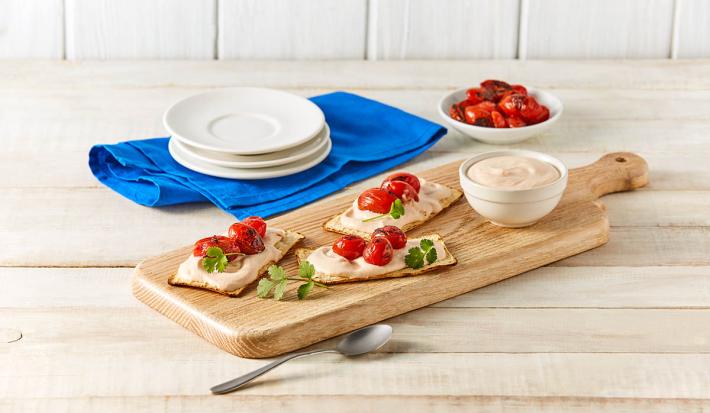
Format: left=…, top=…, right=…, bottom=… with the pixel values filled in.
left=89, top=91, right=446, bottom=219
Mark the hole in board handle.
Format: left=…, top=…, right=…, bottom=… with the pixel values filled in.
left=615, top=157, right=627, bottom=163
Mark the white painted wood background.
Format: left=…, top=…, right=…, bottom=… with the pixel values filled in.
left=0, top=0, right=709, bottom=59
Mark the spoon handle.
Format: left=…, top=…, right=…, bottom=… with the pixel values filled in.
left=210, top=349, right=337, bottom=394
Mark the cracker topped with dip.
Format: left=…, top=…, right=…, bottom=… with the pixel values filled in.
left=297, top=225, right=456, bottom=285
left=324, top=171, right=462, bottom=238
left=168, top=216, right=304, bottom=297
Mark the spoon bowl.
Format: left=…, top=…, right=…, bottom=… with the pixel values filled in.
left=210, top=324, right=393, bottom=394
left=336, top=324, right=393, bottom=356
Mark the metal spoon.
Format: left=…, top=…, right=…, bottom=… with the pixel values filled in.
left=210, top=324, right=393, bottom=394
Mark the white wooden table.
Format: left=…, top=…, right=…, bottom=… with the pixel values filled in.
left=1, top=60, right=709, bottom=412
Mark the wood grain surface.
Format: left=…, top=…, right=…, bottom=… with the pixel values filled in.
left=132, top=153, right=648, bottom=358
left=3, top=60, right=709, bottom=412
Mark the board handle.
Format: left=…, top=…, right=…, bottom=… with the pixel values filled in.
left=569, top=152, right=649, bottom=202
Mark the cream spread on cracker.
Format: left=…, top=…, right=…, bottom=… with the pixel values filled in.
left=339, top=179, right=455, bottom=233
left=175, top=228, right=286, bottom=292
left=306, top=236, right=447, bottom=279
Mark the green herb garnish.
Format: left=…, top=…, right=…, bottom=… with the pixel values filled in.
left=201, top=247, right=244, bottom=273
left=257, top=261, right=327, bottom=301
left=362, top=198, right=405, bottom=222
left=404, top=239, right=438, bottom=269
left=201, top=247, right=229, bottom=273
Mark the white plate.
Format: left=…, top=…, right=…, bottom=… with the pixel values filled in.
left=174, top=124, right=330, bottom=169
left=164, top=87, right=325, bottom=155
left=168, top=136, right=332, bottom=180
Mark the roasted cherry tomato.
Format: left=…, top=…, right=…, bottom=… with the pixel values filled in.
left=481, top=79, right=513, bottom=102
left=381, top=180, right=419, bottom=202
left=526, top=105, right=550, bottom=124
left=465, top=87, right=489, bottom=104
left=372, top=226, right=407, bottom=249
left=491, top=110, right=507, bottom=128
left=511, top=84, right=527, bottom=95
left=464, top=107, right=493, bottom=127
left=241, top=216, right=267, bottom=237
left=473, top=101, right=497, bottom=112
left=332, top=235, right=367, bottom=260
left=498, top=94, right=526, bottom=117
left=228, top=223, right=265, bottom=255
left=449, top=103, right=465, bottom=122
left=383, top=172, right=421, bottom=193
left=518, top=96, right=550, bottom=124
left=363, top=237, right=394, bottom=266
left=193, top=235, right=241, bottom=261
left=357, top=188, right=397, bottom=214
left=506, top=116, right=527, bottom=128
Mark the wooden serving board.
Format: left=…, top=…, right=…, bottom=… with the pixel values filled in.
left=133, top=152, right=648, bottom=358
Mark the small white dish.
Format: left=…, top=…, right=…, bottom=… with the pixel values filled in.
left=438, top=87, right=563, bottom=144
left=165, top=87, right=325, bottom=155
left=458, top=150, right=568, bottom=227
left=169, top=136, right=332, bottom=180
left=174, top=124, right=330, bottom=169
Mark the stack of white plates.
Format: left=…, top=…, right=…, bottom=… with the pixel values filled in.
left=164, top=88, right=331, bottom=179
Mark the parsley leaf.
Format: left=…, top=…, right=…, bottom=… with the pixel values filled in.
left=298, top=261, right=315, bottom=279
left=273, top=279, right=288, bottom=300
left=404, top=247, right=425, bottom=269
left=256, top=278, right=275, bottom=298
left=268, top=265, right=286, bottom=281
left=425, top=246, right=438, bottom=264
left=404, top=239, right=438, bottom=269
left=201, top=247, right=229, bottom=273
left=257, top=262, right=326, bottom=301
left=297, top=281, right=314, bottom=300
left=362, top=199, right=406, bottom=222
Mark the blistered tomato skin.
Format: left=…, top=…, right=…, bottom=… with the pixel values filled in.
left=357, top=188, right=397, bottom=214
left=491, top=110, right=507, bottom=128
left=382, top=180, right=419, bottom=202
left=363, top=237, right=394, bottom=266
left=511, top=84, right=528, bottom=95
left=507, top=116, right=527, bottom=128
left=228, top=223, right=266, bottom=255
left=449, top=104, right=465, bottom=122
left=332, top=235, right=367, bottom=260
left=464, top=107, right=493, bottom=127
left=193, top=235, right=241, bottom=261
left=498, top=94, right=526, bottom=117
left=241, top=216, right=267, bottom=237
left=372, top=226, right=407, bottom=249
left=383, top=172, right=421, bottom=193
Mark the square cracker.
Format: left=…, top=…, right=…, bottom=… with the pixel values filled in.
left=168, top=230, right=304, bottom=297
left=323, top=186, right=462, bottom=238
left=295, top=233, right=456, bottom=285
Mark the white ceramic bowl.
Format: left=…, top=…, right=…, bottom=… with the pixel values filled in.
left=438, top=87, right=563, bottom=144
left=458, top=150, right=568, bottom=227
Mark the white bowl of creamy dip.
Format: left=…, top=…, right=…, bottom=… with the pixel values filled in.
left=439, top=88, right=563, bottom=144
left=458, top=150, right=568, bottom=227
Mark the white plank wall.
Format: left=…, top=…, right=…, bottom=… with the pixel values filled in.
left=219, top=0, right=367, bottom=59
left=673, top=0, right=710, bottom=58
left=0, top=0, right=63, bottom=58
left=65, top=0, right=216, bottom=59
left=2, top=0, right=710, bottom=60
left=367, top=0, right=519, bottom=59
left=523, top=0, right=675, bottom=59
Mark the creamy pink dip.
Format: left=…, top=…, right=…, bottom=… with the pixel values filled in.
left=467, top=156, right=559, bottom=190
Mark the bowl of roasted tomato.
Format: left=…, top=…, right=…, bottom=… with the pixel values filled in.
left=438, top=79, right=562, bottom=144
